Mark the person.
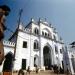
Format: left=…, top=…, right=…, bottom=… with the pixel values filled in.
left=35, top=65, right=39, bottom=74
left=53, top=64, right=58, bottom=73
left=59, top=67, right=64, bottom=74
left=27, top=66, right=30, bottom=74
left=18, top=69, right=24, bottom=75
left=66, top=67, right=70, bottom=75
left=0, top=5, right=10, bottom=65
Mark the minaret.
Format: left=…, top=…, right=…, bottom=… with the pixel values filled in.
left=0, top=5, right=10, bottom=65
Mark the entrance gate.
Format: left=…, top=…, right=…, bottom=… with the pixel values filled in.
left=43, top=46, right=52, bottom=70
left=3, top=52, right=14, bottom=75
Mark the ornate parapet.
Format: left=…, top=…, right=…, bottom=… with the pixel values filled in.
left=19, top=24, right=31, bottom=33
left=3, top=40, right=15, bottom=47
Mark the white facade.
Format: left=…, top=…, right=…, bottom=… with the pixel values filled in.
left=9, top=19, right=64, bottom=71
left=63, top=45, right=75, bottom=75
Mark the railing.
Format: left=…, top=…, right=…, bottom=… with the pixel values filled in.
left=3, top=40, right=15, bottom=47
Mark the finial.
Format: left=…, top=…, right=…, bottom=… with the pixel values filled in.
left=39, top=18, right=42, bottom=22
left=31, top=18, right=34, bottom=22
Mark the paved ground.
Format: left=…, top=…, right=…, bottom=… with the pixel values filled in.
left=13, top=70, right=66, bottom=75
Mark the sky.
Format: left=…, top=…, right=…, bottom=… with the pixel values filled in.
left=0, top=0, right=75, bottom=44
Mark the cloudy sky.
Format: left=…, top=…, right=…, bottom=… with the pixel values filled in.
left=0, top=0, right=75, bottom=44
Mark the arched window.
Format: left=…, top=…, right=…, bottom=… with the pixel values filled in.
left=34, top=28, right=39, bottom=35
left=42, top=31, right=44, bottom=36
left=60, top=49, right=62, bottom=53
left=60, top=47, right=64, bottom=53
left=42, top=28, right=52, bottom=39
left=34, top=42, right=36, bottom=49
left=55, top=46, right=58, bottom=54
left=34, top=40, right=39, bottom=49
left=45, top=32, right=47, bottom=37
left=48, top=34, right=49, bottom=37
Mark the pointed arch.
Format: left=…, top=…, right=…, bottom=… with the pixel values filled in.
left=3, top=52, right=14, bottom=71
left=34, top=27, right=39, bottom=35
left=43, top=43, right=53, bottom=69
left=55, top=45, right=58, bottom=54
left=42, top=28, right=52, bottom=38
left=34, top=40, right=39, bottom=50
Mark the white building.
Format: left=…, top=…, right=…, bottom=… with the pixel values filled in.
left=9, top=18, right=64, bottom=71
left=63, top=44, right=75, bottom=75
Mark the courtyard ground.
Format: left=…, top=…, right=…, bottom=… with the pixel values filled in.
left=13, top=70, right=67, bottom=75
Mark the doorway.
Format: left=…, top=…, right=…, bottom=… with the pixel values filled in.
left=22, top=59, right=26, bottom=70
left=43, top=46, right=52, bottom=70
left=3, top=52, right=14, bottom=72
left=34, top=55, right=39, bottom=67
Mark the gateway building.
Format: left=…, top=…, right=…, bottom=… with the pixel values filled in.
left=9, top=18, right=64, bottom=71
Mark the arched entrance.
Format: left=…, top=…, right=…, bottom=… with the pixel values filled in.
left=3, top=52, right=14, bottom=72
left=43, top=46, right=52, bottom=70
